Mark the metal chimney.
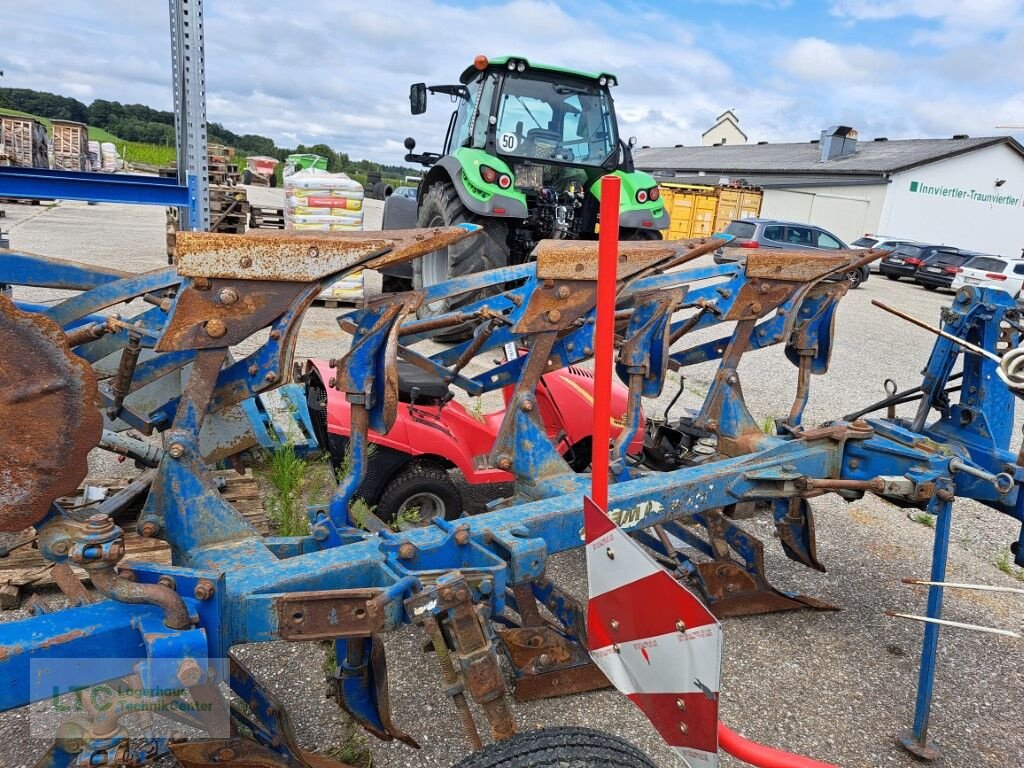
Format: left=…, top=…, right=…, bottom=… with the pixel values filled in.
left=820, top=126, right=858, bottom=161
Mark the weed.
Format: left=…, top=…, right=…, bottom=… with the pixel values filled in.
left=761, top=417, right=776, bottom=435
left=911, top=512, right=936, bottom=529
left=321, top=641, right=338, bottom=678
left=349, top=497, right=376, bottom=530
left=473, top=397, right=484, bottom=417
left=257, top=443, right=310, bottom=536
left=327, top=716, right=373, bottom=768
left=994, top=550, right=1024, bottom=580
left=391, top=506, right=422, bottom=531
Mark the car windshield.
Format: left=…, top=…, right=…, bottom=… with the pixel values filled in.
left=895, top=245, right=924, bottom=257
left=965, top=256, right=1006, bottom=272
left=852, top=237, right=878, bottom=247
left=724, top=221, right=756, bottom=238
left=492, top=72, right=617, bottom=166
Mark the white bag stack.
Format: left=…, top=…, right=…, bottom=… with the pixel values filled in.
left=100, top=142, right=118, bottom=171
left=284, top=169, right=364, bottom=231
left=87, top=140, right=101, bottom=171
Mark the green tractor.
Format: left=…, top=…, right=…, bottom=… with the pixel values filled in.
left=382, top=54, right=668, bottom=325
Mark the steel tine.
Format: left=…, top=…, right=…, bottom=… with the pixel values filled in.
left=902, top=577, right=1024, bottom=595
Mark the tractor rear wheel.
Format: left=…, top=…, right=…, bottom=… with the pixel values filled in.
left=622, top=228, right=663, bottom=241
left=452, top=727, right=657, bottom=768
left=413, top=181, right=510, bottom=342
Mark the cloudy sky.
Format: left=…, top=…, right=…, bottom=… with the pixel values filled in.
left=2, top=0, right=1023, bottom=164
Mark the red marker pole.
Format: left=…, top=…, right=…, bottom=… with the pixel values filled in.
left=591, top=174, right=621, bottom=511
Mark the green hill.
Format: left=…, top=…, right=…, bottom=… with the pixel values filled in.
left=0, top=107, right=176, bottom=167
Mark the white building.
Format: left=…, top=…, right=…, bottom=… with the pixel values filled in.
left=636, top=127, right=1024, bottom=257
left=702, top=110, right=747, bottom=147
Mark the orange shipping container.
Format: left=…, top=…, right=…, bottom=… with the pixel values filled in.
left=658, top=183, right=762, bottom=240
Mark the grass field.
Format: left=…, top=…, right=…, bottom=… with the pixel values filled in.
left=0, top=107, right=176, bottom=167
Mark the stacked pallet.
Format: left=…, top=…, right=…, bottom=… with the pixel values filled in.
left=208, top=144, right=240, bottom=186
left=51, top=120, right=89, bottom=171
left=0, top=472, right=267, bottom=609
left=210, top=185, right=249, bottom=234
left=249, top=205, right=286, bottom=229
left=0, top=115, right=48, bottom=167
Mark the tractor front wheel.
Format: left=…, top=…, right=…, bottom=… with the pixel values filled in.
left=413, top=182, right=510, bottom=342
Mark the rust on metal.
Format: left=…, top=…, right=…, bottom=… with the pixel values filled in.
left=498, top=626, right=610, bottom=701
left=157, top=279, right=306, bottom=352
left=535, top=239, right=675, bottom=282
left=745, top=249, right=867, bottom=282
left=0, top=294, right=103, bottom=532
left=276, top=588, right=385, bottom=640
left=175, top=226, right=478, bottom=282
left=513, top=281, right=598, bottom=335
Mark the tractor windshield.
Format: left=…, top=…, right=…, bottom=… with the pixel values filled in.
left=492, top=72, right=617, bottom=167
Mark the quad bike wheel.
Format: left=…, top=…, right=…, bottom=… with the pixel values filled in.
left=376, top=459, right=463, bottom=526
left=413, top=181, right=510, bottom=342
left=452, top=727, right=658, bottom=768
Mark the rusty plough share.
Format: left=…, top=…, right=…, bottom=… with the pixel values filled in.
left=1, top=221, right=1021, bottom=766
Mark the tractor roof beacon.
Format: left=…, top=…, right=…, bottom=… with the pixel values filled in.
left=383, top=54, right=668, bottom=338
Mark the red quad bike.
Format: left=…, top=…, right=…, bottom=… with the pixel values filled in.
left=305, top=355, right=644, bottom=525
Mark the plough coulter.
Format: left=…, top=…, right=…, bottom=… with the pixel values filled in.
left=2, top=180, right=1023, bottom=767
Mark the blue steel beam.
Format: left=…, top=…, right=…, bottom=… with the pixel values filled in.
left=0, top=166, right=192, bottom=208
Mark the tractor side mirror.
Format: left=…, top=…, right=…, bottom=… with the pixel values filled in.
left=410, top=83, right=427, bottom=115
left=628, top=136, right=638, bottom=148
left=404, top=137, right=416, bottom=152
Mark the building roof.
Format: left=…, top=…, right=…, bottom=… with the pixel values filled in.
left=701, top=110, right=747, bottom=140
left=636, top=136, right=1024, bottom=177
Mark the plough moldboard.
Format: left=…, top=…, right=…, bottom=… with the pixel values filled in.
left=1, top=219, right=1023, bottom=768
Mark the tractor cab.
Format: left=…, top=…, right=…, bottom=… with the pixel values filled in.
left=386, top=55, right=668, bottom=337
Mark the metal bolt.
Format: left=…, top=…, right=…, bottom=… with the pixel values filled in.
left=726, top=374, right=738, bottom=385
left=441, top=587, right=455, bottom=601
left=675, top=619, right=686, bottom=633
left=848, top=458, right=860, bottom=470
left=454, top=526, right=470, bottom=546
left=264, top=372, right=278, bottom=383
left=328, top=358, right=337, bottom=368
left=218, top=287, right=239, bottom=306
left=194, top=277, right=210, bottom=290
left=240, top=256, right=252, bottom=268
left=678, top=722, right=688, bottom=735
left=498, top=457, right=512, bottom=470
left=139, top=522, right=159, bottom=538
left=213, top=747, right=235, bottom=762
left=750, top=302, right=762, bottom=314
left=119, top=568, right=136, bottom=582
left=547, top=309, right=562, bottom=323
left=556, top=286, right=570, bottom=299
left=248, top=364, right=259, bottom=376
left=456, top=588, right=469, bottom=601
left=307, top=247, right=320, bottom=258
left=676, top=698, right=686, bottom=710
left=158, top=575, right=177, bottom=591
left=269, top=329, right=281, bottom=340
left=167, top=443, right=185, bottom=459
left=583, top=347, right=593, bottom=355
left=194, top=579, right=215, bottom=601
left=537, top=653, right=551, bottom=667
left=206, top=319, right=227, bottom=338
left=606, top=547, right=615, bottom=560
left=521, top=399, right=534, bottom=412
left=177, top=659, right=203, bottom=686
left=398, top=542, right=415, bottom=560
left=610, top=619, right=620, bottom=631
left=613, top=643, right=621, bottom=654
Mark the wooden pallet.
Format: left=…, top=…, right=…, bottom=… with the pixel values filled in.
left=249, top=206, right=285, bottom=229
left=0, top=472, right=266, bottom=608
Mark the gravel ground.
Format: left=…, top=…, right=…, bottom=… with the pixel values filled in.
left=2, top=190, right=1023, bottom=768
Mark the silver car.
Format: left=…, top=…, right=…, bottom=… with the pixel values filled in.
left=713, top=218, right=869, bottom=288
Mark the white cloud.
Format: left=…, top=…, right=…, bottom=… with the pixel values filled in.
left=778, top=38, right=899, bottom=83
left=830, top=0, right=1024, bottom=45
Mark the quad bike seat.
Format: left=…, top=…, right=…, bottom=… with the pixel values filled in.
left=396, top=360, right=450, bottom=405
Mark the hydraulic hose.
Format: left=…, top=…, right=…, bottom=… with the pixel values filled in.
left=718, top=722, right=839, bottom=768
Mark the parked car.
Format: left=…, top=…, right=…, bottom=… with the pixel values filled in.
left=713, top=219, right=869, bottom=288
left=879, top=243, right=962, bottom=281
left=851, top=235, right=922, bottom=272
left=951, top=255, right=1024, bottom=298
left=914, top=249, right=980, bottom=291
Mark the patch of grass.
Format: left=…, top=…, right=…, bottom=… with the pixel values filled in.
left=322, top=641, right=338, bottom=678
left=761, top=416, right=776, bottom=435
left=995, top=550, right=1024, bottom=581
left=257, top=443, right=310, bottom=536
left=911, top=512, right=936, bottom=529
left=326, top=717, right=373, bottom=768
